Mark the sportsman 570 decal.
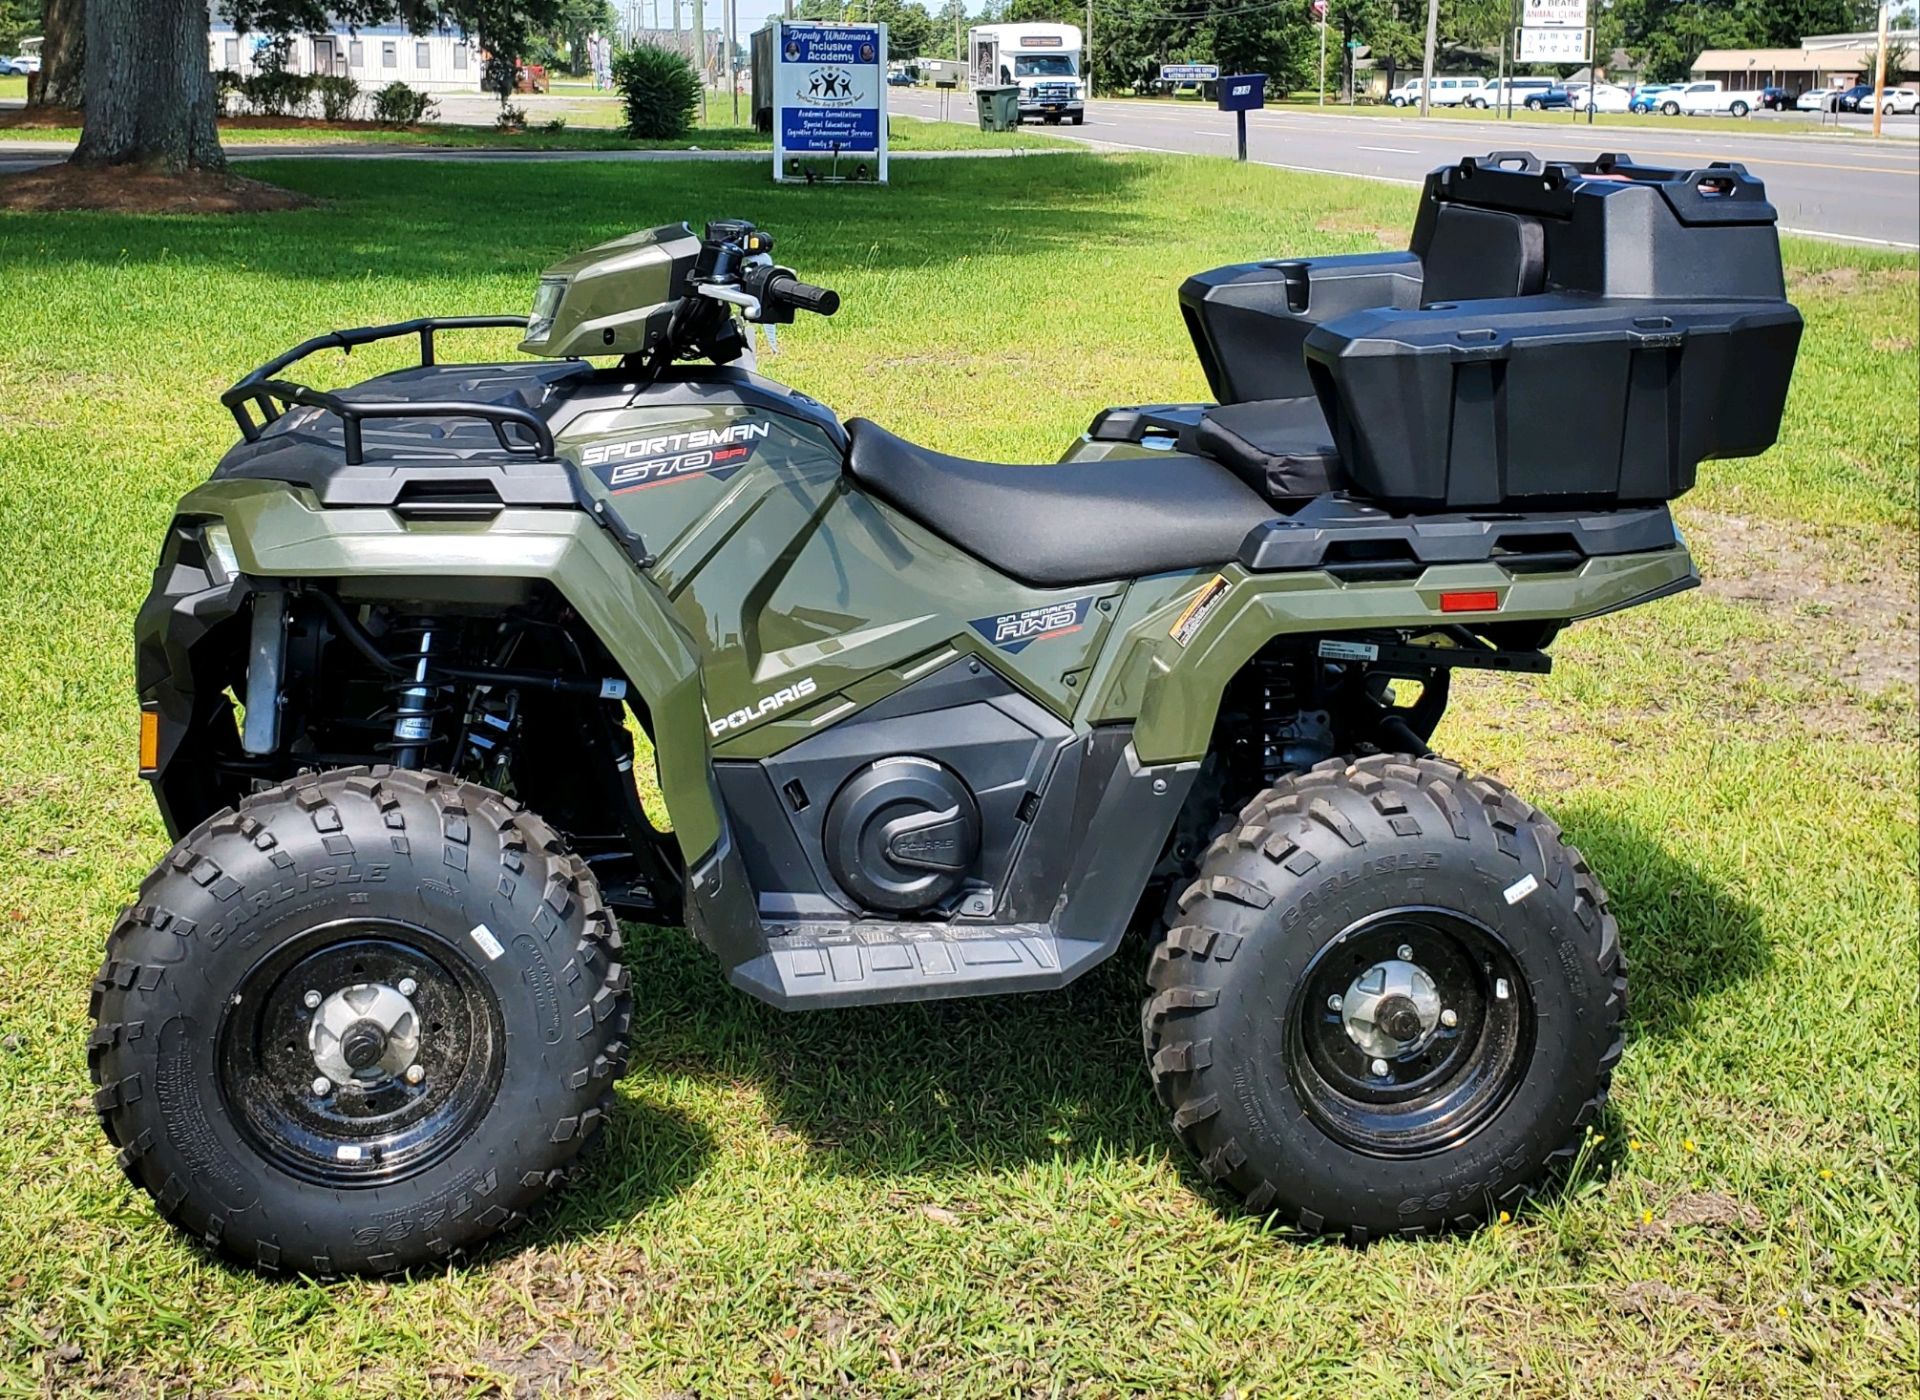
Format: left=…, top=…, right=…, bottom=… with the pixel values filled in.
left=584, top=421, right=772, bottom=492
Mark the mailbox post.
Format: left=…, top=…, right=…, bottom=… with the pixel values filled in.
left=1217, top=72, right=1267, bottom=162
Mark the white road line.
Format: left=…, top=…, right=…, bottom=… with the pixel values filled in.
left=1358, top=144, right=1418, bottom=154
left=1777, top=225, right=1920, bottom=250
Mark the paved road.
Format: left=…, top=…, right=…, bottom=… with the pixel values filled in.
left=895, top=91, right=1920, bottom=249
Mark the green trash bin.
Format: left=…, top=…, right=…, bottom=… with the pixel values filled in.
left=975, top=85, right=1020, bottom=132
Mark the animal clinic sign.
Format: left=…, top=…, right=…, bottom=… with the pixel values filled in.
left=773, top=20, right=889, bottom=183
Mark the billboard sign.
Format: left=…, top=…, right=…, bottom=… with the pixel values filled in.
left=773, top=20, right=888, bottom=182
left=1515, top=25, right=1590, bottom=61
left=1520, top=0, right=1588, bottom=27
left=1160, top=63, right=1220, bottom=82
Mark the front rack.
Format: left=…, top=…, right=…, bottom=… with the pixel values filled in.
left=220, top=316, right=557, bottom=465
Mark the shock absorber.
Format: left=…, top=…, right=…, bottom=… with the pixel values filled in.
left=384, top=618, right=450, bottom=769
left=1253, top=650, right=1335, bottom=783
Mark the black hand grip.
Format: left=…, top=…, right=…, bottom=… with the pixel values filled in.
left=767, top=274, right=840, bottom=316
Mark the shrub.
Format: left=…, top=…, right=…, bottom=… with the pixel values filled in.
left=313, top=74, right=360, bottom=122
left=239, top=66, right=314, bottom=117
left=370, top=80, right=437, bottom=126
left=212, top=68, right=243, bottom=113
left=495, top=103, right=527, bottom=130
left=614, top=43, right=700, bottom=139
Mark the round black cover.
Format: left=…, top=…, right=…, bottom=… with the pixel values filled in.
left=824, top=756, right=981, bottom=914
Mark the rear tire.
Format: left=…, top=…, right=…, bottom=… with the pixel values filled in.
left=1143, top=754, right=1624, bottom=1240
left=89, top=768, right=633, bottom=1275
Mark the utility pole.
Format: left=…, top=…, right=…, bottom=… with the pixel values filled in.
left=727, top=0, right=737, bottom=124
left=1418, top=0, right=1439, bottom=117
left=1871, top=0, right=1889, bottom=138
left=1085, top=0, right=1093, bottom=99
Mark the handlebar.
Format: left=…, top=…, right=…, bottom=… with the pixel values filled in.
left=763, top=273, right=840, bottom=318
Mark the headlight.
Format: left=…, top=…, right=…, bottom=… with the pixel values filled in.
left=202, top=520, right=240, bottom=583
left=525, top=276, right=569, bottom=343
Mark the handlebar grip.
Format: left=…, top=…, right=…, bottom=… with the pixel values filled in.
left=767, top=274, right=840, bottom=317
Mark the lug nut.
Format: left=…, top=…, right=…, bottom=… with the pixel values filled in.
left=404, top=1064, right=425, bottom=1086
left=1397, top=944, right=1414, bottom=961
left=1327, top=994, right=1344, bottom=1012
left=1495, top=978, right=1511, bottom=1001
left=1441, top=1008, right=1458, bottom=1028
left=397, top=978, right=418, bottom=998
left=312, top=1076, right=332, bottom=1096
left=1370, top=1058, right=1389, bottom=1077
left=303, top=990, right=322, bottom=1009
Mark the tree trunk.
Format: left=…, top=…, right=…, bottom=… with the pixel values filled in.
left=30, top=0, right=86, bottom=108
left=71, top=0, right=224, bottom=170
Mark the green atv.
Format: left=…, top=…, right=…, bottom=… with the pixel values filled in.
left=96, top=152, right=1801, bottom=1274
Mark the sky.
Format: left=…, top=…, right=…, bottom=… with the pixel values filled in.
left=621, top=1, right=982, bottom=42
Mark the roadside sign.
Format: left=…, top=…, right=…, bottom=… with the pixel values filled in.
left=773, top=20, right=888, bottom=183
left=1520, top=0, right=1587, bottom=28
left=1515, top=25, right=1590, bottom=61
left=1217, top=72, right=1267, bottom=111
left=1161, top=63, right=1220, bottom=83
left=1311, top=0, right=1328, bottom=15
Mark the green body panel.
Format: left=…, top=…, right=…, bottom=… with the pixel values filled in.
left=517, top=223, right=698, bottom=359
left=1082, top=551, right=1696, bottom=762
left=174, top=477, right=727, bottom=863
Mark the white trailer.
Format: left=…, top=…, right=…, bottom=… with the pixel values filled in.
left=968, top=22, right=1084, bottom=124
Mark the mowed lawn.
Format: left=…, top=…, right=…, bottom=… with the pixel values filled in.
left=0, top=154, right=1914, bottom=1396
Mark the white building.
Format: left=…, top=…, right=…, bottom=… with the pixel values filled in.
left=208, top=8, right=483, bottom=92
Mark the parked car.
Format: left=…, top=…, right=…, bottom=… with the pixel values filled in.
left=1522, top=85, right=1574, bottom=110
left=1660, top=80, right=1762, bottom=116
left=1572, top=82, right=1631, bottom=112
left=1759, top=86, right=1797, bottom=110
left=2, top=52, right=38, bottom=75
left=1386, top=76, right=1484, bottom=107
left=1797, top=86, right=1842, bottom=111
left=1628, top=83, right=1675, bottom=112
left=1876, top=86, right=1920, bottom=114
left=1833, top=83, right=1876, bottom=111
left=886, top=70, right=913, bottom=86
left=1469, top=77, right=1554, bottom=108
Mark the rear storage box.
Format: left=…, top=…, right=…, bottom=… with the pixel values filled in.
left=1182, top=152, right=1803, bottom=511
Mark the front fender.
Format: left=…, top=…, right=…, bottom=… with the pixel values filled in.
left=174, top=479, right=726, bottom=864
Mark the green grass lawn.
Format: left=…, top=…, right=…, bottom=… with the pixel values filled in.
left=0, top=111, right=1072, bottom=153
left=0, top=74, right=24, bottom=100
left=0, top=153, right=1914, bottom=1396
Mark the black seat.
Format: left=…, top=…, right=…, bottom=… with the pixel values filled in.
left=1178, top=397, right=1343, bottom=502
left=844, top=419, right=1276, bottom=588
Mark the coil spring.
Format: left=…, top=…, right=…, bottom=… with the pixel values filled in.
left=1249, top=649, right=1335, bottom=784
left=381, top=618, right=453, bottom=769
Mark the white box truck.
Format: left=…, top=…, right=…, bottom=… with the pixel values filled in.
left=969, top=22, right=1084, bottom=124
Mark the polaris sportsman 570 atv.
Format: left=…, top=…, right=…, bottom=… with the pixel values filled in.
left=97, top=152, right=1801, bottom=1274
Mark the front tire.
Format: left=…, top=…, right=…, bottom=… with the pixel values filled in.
left=1143, top=755, right=1624, bottom=1240
left=89, top=768, right=633, bottom=1275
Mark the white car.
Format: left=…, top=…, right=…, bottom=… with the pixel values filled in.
left=1386, top=76, right=1484, bottom=107
left=1573, top=82, right=1631, bottom=112
left=1878, top=87, right=1920, bottom=115
left=1469, top=78, right=1555, bottom=109
left=1797, top=87, right=1841, bottom=111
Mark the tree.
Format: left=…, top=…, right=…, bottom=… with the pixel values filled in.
left=70, top=0, right=225, bottom=169
left=933, top=0, right=967, bottom=59
left=28, top=0, right=85, bottom=108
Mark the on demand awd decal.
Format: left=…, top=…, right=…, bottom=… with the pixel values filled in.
left=968, top=597, right=1093, bottom=654
left=584, top=421, right=772, bottom=493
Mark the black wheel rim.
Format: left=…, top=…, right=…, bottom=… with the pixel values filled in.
left=217, top=919, right=505, bottom=1188
left=1286, top=908, right=1534, bottom=1159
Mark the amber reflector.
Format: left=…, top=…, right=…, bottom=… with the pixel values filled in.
left=138, top=709, right=159, bottom=771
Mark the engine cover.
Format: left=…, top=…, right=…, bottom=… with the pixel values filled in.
left=823, top=757, right=981, bottom=914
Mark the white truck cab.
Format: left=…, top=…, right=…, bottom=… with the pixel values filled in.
left=969, top=22, right=1085, bottom=123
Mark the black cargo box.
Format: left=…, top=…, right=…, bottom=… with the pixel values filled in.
left=1179, top=152, right=1803, bottom=512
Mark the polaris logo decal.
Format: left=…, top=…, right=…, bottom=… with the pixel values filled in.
left=707, top=676, right=818, bottom=737
left=584, top=421, right=771, bottom=493
left=968, top=597, right=1093, bottom=654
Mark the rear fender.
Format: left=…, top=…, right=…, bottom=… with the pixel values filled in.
left=1082, top=549, right=1697, bottom=763
left=166, top=479, right=726, bottom=863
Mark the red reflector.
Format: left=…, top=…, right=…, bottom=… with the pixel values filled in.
left=1439, top=590, right=1501, bottom=613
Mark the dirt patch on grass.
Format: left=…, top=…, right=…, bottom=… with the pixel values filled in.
left=1791, top=264, right=1920, bottom=295
left=0, top=163, right=311, bottom=213
left=1315, top=213, right=1403, bottom=248
left=1684, top=508, right=1919, bottom=706
left=1630, top=1189, right=1768, bottom=1241
left=0, top=103, right=82, bottom=129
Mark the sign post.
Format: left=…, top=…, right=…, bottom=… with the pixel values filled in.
left=1312, top=0, right=1328, bottom=105
left=772, top=20, right=888, bottom=184
left=1216, top=72, right=1266, bottom=161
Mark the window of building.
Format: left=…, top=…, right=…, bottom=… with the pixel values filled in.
left=416, top=41, right=430, bottom=68
left=453, top=43, right=467, bottom=71
left=382, top=41, right=396, bottom=67
left=224, top=37, right=239, bottom=67
left=349, top=40, right=363, bottom=67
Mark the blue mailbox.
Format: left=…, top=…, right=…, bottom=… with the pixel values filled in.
left=1217, top=73, right=1266, bottom=161
left=1217, top=73, right=1267, bottom=112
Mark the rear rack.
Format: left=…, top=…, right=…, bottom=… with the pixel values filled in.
left=221, top=316, right=557, bottom=464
